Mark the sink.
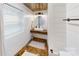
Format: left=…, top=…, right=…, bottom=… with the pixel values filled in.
left=34, top=28, right=43, bottom=31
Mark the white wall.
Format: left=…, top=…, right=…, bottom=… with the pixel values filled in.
left=66, top=3, right=79, bottom=55
left=48, top=3, right=66, bottom=55
left=0, top=23, right=1, bottom=55
left=0, top=4, right=3, bottom=56
left=1, top=3, right=33, bottom=56
left=34, top=10, right=48, bottom=15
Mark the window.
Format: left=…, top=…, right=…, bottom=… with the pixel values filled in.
left=3, top=4, right=25, bottom=36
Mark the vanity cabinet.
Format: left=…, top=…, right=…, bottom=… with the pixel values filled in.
left=30, top=29, right=48, bottom=40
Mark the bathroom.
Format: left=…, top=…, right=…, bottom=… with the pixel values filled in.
left=0, top=3, right=79, bottom=56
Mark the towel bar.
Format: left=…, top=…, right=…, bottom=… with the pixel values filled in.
left=63, top=18, right=79, bottom=22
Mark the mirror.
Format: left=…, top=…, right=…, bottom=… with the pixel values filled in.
left=32, top=15, right=47, bottom=30
left=34, top=15, right=45, bottom=28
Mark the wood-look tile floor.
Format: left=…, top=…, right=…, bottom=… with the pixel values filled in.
left=15, top=37, right=48, bottom=56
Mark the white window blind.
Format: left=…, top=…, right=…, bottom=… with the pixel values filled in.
left=3, top=4, right=25, bottom=36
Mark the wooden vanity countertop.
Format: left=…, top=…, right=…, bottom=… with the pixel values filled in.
left=30, top=29, right=47, bottom=35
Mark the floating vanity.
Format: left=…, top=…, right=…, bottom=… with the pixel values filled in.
left=30, top=28, right=48, bottom=40
left=30, top=28, right=47, bottom=35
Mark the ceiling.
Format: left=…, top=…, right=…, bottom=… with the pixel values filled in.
left=24, top=3, right=48, bottom=12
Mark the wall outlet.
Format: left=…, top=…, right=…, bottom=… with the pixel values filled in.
left=50, top=49, right=53, bottom=53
